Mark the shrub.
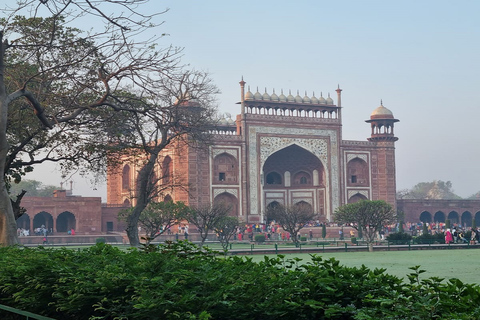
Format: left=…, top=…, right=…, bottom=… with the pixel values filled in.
left=413, top=233, right=445, bottom=244
left=351, top=237, right=357, bottom=244
left=95, top=237, right=106, bottom=244
left=254, top=234, right=265, bottom=243
left=2, top=243, right=480, bottom=319
left=386, top=232, right=412, bottom=245
left=300, top=236, right=307, bottom=242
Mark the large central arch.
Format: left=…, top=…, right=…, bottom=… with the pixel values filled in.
left=262, top=144, right=326, bottom=217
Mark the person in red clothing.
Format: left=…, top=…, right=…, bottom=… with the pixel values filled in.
left=445, top=229, right=453, bottom=244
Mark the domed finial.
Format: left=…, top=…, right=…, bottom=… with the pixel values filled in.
left=380, top=99, right=383, bottom=106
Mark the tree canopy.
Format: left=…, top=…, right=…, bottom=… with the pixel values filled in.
left=334, top=200, right=396, bottom=252
left=397, top=180, right=461, bottom=200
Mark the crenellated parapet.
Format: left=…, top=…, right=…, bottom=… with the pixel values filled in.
left=240, top=85, right=341, bottom=120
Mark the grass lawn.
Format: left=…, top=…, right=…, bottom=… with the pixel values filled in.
left=246, top=249, right=480, bottom=284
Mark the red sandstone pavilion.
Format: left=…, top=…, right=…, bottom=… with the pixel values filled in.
left=17, top=80, right=480, bottom=238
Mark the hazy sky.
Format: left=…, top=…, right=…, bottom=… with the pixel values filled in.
left=5, top=0, right=480, bottom=199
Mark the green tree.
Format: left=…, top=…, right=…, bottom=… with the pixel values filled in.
left=321, top=224, right=327, bottom=239
left=119, top=201, right=189, bottom=245
left=265, top=202, right=316, bottom=245
left=334, top=200, right=396, bottom=252
left=213, top=216, right=239, bottom=251
left=8, top=179, right=58, bottom=198
left=396, top=180, right=461, bottom=200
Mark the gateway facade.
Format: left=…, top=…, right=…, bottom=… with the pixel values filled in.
left=107, top=80, right=399, bottom=223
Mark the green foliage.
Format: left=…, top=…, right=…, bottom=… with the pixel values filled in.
left=334, top=200, right=396, bottom=249
left=2, top=244, right=480, bottom=319
left=213, top=216, right=239, bottom=251
left=8, top=179, right=59, bottom=197
left=386, top=232, right=412, bottom=245
left=397, top=180, right=462, bottom=199
left=321, top=224, right=327, bottom=239
left=413, top=233, right=445, bottom=244
left=95, top=238, right=106, bottom=244
left=473, top=218, right=477, bottom=230
left=300, top=236, right=307, bottom=242
left=351, top=237, right=357, bottom=244
left=254, top=234, right=266, bottom=243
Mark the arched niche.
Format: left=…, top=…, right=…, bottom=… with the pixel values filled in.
left=162, top=156, right=173, bottom=184
left=214, top=192, right=238, bottom=217
left=346, top=157, right=369, bottom=187
left=348, top=193, right=367, bottom=204
left=122, top=165, right=131, bottom=191
left=213, top=153, right=238, bottom=184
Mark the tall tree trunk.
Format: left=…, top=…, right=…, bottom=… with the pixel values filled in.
left=126, top=148, right=160, bottom=246
left=0, top=34, right=18, bottom=246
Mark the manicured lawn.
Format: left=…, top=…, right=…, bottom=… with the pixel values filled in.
left=247, top=249, right=480, bottom=284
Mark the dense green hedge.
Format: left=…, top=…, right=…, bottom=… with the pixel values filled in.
left=1, top=242, right=480, bottom=319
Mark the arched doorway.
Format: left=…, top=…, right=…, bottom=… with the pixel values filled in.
left=447, top=211, right=459, bottom=224
left=33, top=211, right=54, bottom=232
left=56, top=211, right=76, bottom=232
left=419, top=211, right=432, bottom=223
left=475, top=212, right=480, bottom=225
left=16, top=213, right=30, bottom=230
left=433, top=211, right=445, bottom=223
left=214, top=192, right=238, bottom=217
left=462, top=211, right=472, bottom=227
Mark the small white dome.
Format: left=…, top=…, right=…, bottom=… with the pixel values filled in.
left=270, top=89, right=279, bottom=101
left=254, top=87, right=262, bottom=100
left=319, top=92, right=327, bottom=104
left=303, top=91, right=311, bottom=104
left=244, top=86, right=254, bottom=100
left=326, top=93, right=334, bottom=105
left=310, top=92, right=319, bottom=104
left=294, top=90, right=303, bottom=103
left=262, top=88, right=271, bottom=101
left=287, top=90, right=295, bottom=102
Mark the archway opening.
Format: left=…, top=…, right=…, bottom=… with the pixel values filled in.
left=433, top=211, right=445, bottom=223
left=462, top=211, right=472, bottom=227
left=33, top=211, right=53, bottom=232
left=419, top=211, right=432, bottom=223
left=447, top=211, right=459, bottom=224
left=16, top=214, right=30, bottom=231
left=56, top=211, right=76, bottom=232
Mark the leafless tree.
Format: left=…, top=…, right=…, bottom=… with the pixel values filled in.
left=265, top=202, right=316, bottom=245
left=185, top=202, right=231, bottom=248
